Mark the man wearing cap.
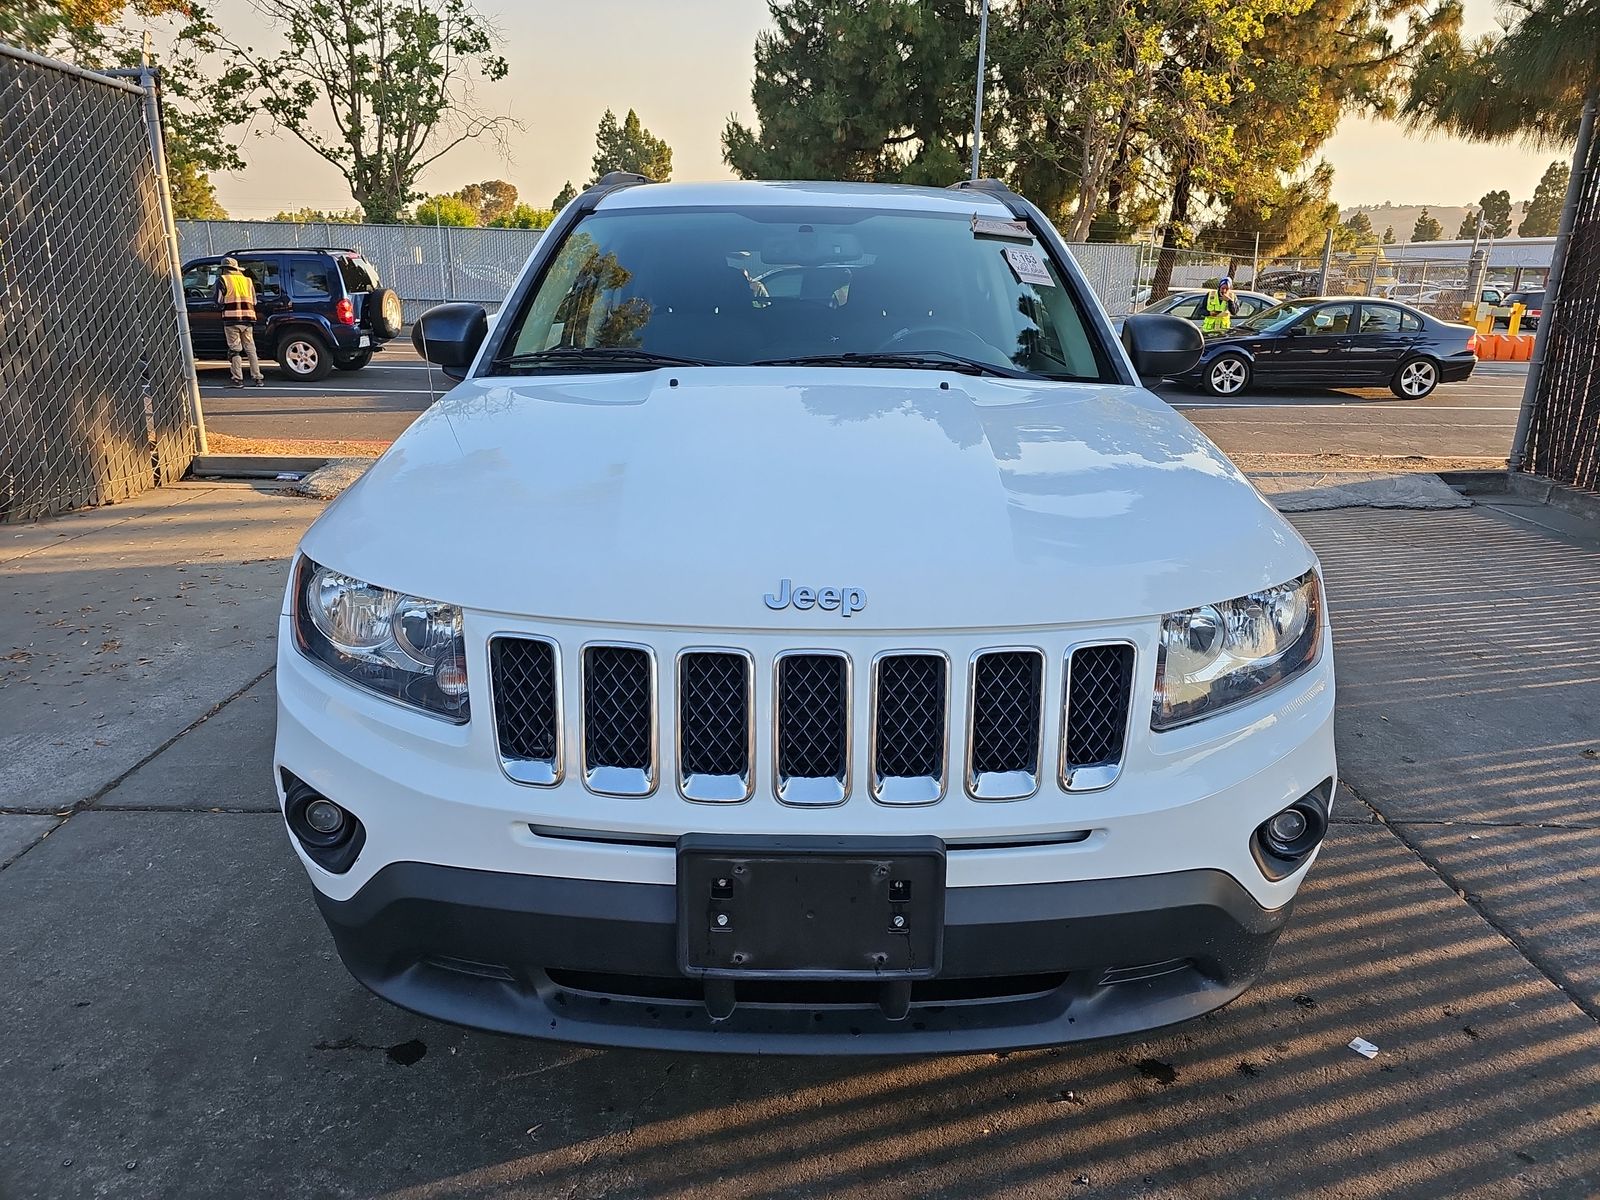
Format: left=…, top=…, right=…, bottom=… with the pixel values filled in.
left=1203, top=277, right=1239, bottom=334
left=214, top=258, right=265, bottom=388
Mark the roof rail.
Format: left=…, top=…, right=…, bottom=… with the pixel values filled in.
left=948, top=178, right=1018, bottom=198
left=593, top=171, right=654, bottom=189
left=220, top=247, right=360, bottom=257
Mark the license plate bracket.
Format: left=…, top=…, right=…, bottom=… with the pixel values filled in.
left=677, top=835, right=945, bottom=979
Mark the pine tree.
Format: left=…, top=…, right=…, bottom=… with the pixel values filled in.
left=1411, top=208, right=1443, bottom=241
left=1343, top=211, right=1375, bottom=239
left=552, top=180, right=578, bottom=211
left=1383, top=225, right=1396, bottom=244
left=589, top=110, right=673, bottom=183
left=1457, top=190, right=1511, bottom=238
left=1518, top=161, right=1570, bottom=236
left=723, top=0, right=972, bottom=184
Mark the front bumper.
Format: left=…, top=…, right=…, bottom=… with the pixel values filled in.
left=277, top=609, right=1336, bottom=1052
left=316, top=858, right=1290, bottom=1054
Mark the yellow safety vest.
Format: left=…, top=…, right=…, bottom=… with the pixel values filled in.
left=1202, top=290, right=1232, bottom=333
left=218, top=271, right=256, bottom=322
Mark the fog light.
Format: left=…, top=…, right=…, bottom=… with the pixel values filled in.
left=1252, top=781, right=1332, bottom=881
left=304, top=798, right=346, bottom=834
left=1267, top=809, right=1308, bottom=846
left=282, top=773, right=366, bottom=874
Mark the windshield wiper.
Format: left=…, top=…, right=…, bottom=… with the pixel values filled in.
left=750, top=350, right=1031, bottom=379
left=492, top=346, right=724, bottom=371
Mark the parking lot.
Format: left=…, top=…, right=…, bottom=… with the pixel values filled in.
left=196, top=344, right=1529, bottom=461
left=3, top=481, right=1597, bottom=1199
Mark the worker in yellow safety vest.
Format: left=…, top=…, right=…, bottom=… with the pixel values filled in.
left=214, top=257, right=265, bottom=388
left=1202, top=277, right=1239, bottom=334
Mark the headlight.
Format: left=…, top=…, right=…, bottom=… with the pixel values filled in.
left=292, top=557, right=469, bottom=721
left=1153, top=570, right=1323, bottom=730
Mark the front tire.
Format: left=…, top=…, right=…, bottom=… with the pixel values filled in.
left=278, top=332, right=334, bottom=382
left=334, top=349, right=374, bottom=371
left=1391, top=357, right=1439, bottom=399
left=1204, top=353, right=1251, bottom=397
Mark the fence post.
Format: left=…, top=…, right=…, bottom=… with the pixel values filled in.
left=1316, top=229, right=1334, bottom=295
left=205, top=222, right=214, bottom=254
left=1510, top=90, right=1597, bottom=474
left=137, top=64, right=207, bottom=454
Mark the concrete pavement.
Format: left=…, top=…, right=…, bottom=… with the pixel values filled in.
left=2, top=483, right=1598, bottom=1199
left=196, top=343, right=1529, bottom=459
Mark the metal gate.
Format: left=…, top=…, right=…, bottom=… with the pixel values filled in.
left=0, top=44, right=200, bottom=523
left=1519, top=98, right=1600, bottom=493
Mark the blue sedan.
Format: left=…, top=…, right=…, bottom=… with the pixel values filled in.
left=1169, top=297, right=1479, bottom=399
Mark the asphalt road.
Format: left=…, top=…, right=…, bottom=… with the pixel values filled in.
left=198, top=343, right=1529, bottom=459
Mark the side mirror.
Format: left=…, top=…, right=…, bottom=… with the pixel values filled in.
left=412, top=302, right=489, bottom=381
left=1120, top=312, right=1203, bottom=379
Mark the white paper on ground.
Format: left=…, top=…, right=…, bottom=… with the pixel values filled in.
left=1349, top=1037, right=1380, bottom=1059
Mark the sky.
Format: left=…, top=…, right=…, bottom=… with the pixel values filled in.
left=198, top=0, right=1565, bottom=221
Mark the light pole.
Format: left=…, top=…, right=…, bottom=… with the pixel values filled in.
left=970, top=0, right=991, bottom=180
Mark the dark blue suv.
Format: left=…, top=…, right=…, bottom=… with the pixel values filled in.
left=180, top=248, right=405, bottom=381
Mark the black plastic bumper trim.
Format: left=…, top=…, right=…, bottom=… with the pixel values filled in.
left=313, top=860, right=1291, bottom=1055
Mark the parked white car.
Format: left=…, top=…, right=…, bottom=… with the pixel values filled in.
left=276, top=176, right=1336, bottom=1053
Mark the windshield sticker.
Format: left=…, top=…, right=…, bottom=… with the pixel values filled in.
left=971, top=214, right=1033, bottom=241
left=1004, top=245, right=1055, bottom=287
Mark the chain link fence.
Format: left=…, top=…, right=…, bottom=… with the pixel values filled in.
left=177, top=217, right=1163, bottom=321
left=176, top=220, right=547, bottom=323
left=0, top=45, right=199, bottom=523
left=1521, top=120, right=1598, bottom=492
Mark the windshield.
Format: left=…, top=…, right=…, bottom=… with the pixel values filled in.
left=493, top=206, right=1110, bottom=380
left=1239, top=300, right=1320, bottom=331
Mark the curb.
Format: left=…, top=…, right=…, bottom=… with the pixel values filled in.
left=1439, top=470, right=1600, bottom=525
left=189, top=455, right=331, bottom=479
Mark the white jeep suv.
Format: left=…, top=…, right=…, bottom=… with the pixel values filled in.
left=275, top=175, right=1335, bottom=1053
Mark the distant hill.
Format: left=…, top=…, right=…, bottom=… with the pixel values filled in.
left=1340, top=201, right=1533, bottom=241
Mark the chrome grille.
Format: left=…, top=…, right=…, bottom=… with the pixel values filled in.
left=489, top=636, right=561, bottom=786
left=582, top=645, right=655, bottom=795
left=1062, top=643, right=1134, bottom=789
left=872, top=653, right=947, bottom=804
left=678, top=650, right=753, bottom=802
left=775, top=652, right=849, bottom=805
left=968, top=650, right=1044, bottom=799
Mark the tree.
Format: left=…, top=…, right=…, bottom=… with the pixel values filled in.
left=722, top=0, right=971, bottom=185
left=1344, top=210, right=1375, bottom=239
left=272, top=207, right=364, bottom=222
left=590, top=108, right=673, bottom=183
left=412, top=194, right=478, bottom=226
left=1519, top=160, right=1570, bottom=235
left=1458, top=189, right=1511, bottom=238
left=0, top=1, right=250, bottom=220
left=489, top=203, right=555, bottom=229
left=452, top=179, right=518, bottom=224
left=552, top=180, right=578, bottom=210
left=202, top=0, right=514, bottom=224
left=1383, top=225, right=1396, bottom=244
left=168, top=160, right=228, bottom=219
left=1404, top=0, right=1592, bottom=149
left=1411, top=207, right=1443, bottom=241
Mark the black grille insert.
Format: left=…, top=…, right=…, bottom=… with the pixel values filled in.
left=679, top=652, right=751, bottom=782
left=873, top=654, right=947, bottom=786
left=583, top=645, right=653, bottom=773
left=490, top=637, right=559, bottom=768
left=970, top=650, right=1044, bottom=779
left=776, top=653, right=848, bottom=784
left=1064, top=644, right=1134, bottom=773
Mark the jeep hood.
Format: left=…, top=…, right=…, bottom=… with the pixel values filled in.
left=300, top=368, right=1314, bottom=631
